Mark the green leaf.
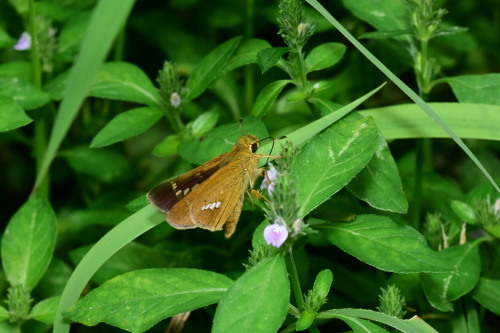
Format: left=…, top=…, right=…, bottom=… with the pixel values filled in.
left=471, top=277, right=500, bottom=316
left=251, top=80, right=291, bottom=119
left=256, top=47, right=289, bottom=74
left=313, top=269, right=333, bottom=299
left=0, top=61, right=31, bottom=81
left=1, top=193, right=58, bottom=291
left=292, top=115, right=379, bottom=217
left=90, top=106, right=163, bottom=148
left=0, top=94, right=33, bottom=131
left=56, top=12, right=91, bottom=62
left=296, top=310, right=315, bottom=331
left=450, top=200, right=476, bottom=224
left=317, top=309, right=438, bottom=333
left=0, top=77, right=50, bottom=110
left=341, top=0, right=410, bottom=33
left=420, top=241, right=481, bottom=312
left=223, top=38, right=271, bottom=75
left=43, top=70, right=69, bottom=101
left=441, top=74, right=500, bottom=106
left=69, top=242, right=171, bottom=285
left=0, top=306, right=8, bottom=322
left=185, top=36, right=241, bottom=101
left=152, top=134, right=181, bottom=157
left=286, top=91, right=306, bottom=102
left=305, top=42, right=346, bottom=73
left=314, top=99, right=342, bottom=116
left=434, top=26, right=468, bottom=37
left=189, top=109, right=219, bottom=138
left=30, top=297, right=61, bottom=324
left=63, top=268, right=233, bottom=333
left=358, top=29, right=412, bottom=40
left=89, top=62, right=162, bottom=106
left=178, top=115, right=267, bottom=165
left=213, top=254, right=289, bottom=333
left=316, top=215, right=455, bottom=273
left=252, top=220, right=271, bottom=249
left=346, top=114, right=408, bottom=213
left=0, top=27, right=15, bottom=49
left=60, top=146, right=132, bottom=183
left=36, top=259, right=73, bottom=299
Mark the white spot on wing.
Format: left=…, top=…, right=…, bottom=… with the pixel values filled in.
left=216, top=201, right=222, bottom=208
left=183, top=188, right=190, bottom=195
left=209, top=202, right=216, bottom=209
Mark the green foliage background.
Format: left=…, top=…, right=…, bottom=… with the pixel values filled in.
left=0, top=0, right=499, bottom=332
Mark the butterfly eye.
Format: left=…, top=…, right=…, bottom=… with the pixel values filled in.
left=251, top=142, right=259, bottom=153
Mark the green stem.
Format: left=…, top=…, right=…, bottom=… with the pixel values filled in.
left=296, top=49, right=308, bottom=91
left=28, top=0, right=49, bottom=197
left=28, top=0, right=41, bottom=88
left=284, top=248, right=304, bottom=309
left=284, top=249, right=320, bottom=333
left=296, top=50, right=319, bottom=119
left=169, top=114, right=184, bottom=134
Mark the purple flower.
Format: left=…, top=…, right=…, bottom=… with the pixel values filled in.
left=261, top=164, right=278, bottom=195
left=264, top=217, right=288, bottom=248
left=14, top=32, right=31, bottom=51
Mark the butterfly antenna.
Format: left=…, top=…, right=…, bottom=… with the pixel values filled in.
left=259, top=136, right=286, bottom=166
left=239, top=118, right=244, bottom=136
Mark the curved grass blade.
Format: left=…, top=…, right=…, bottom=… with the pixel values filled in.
left=306, top=0, right=500, bottom=193
left=33, top=0, right=136, bottom=192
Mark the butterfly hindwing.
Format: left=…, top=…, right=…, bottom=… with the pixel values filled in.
left=188, top=161, right=250, bottom=233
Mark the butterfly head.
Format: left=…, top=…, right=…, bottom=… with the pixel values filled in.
left=238, top=134, right=260, bottom=153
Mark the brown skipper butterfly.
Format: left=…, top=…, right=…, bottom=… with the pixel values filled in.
left=147, top=134, right=268, bottom=238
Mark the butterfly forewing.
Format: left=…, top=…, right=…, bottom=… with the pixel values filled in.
left=147, top=153, right=230, bottom=212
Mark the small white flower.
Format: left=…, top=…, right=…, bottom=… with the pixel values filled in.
left=261, top=164, right=278, bottom=196
left=170, top=92, right=181, bottom=107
